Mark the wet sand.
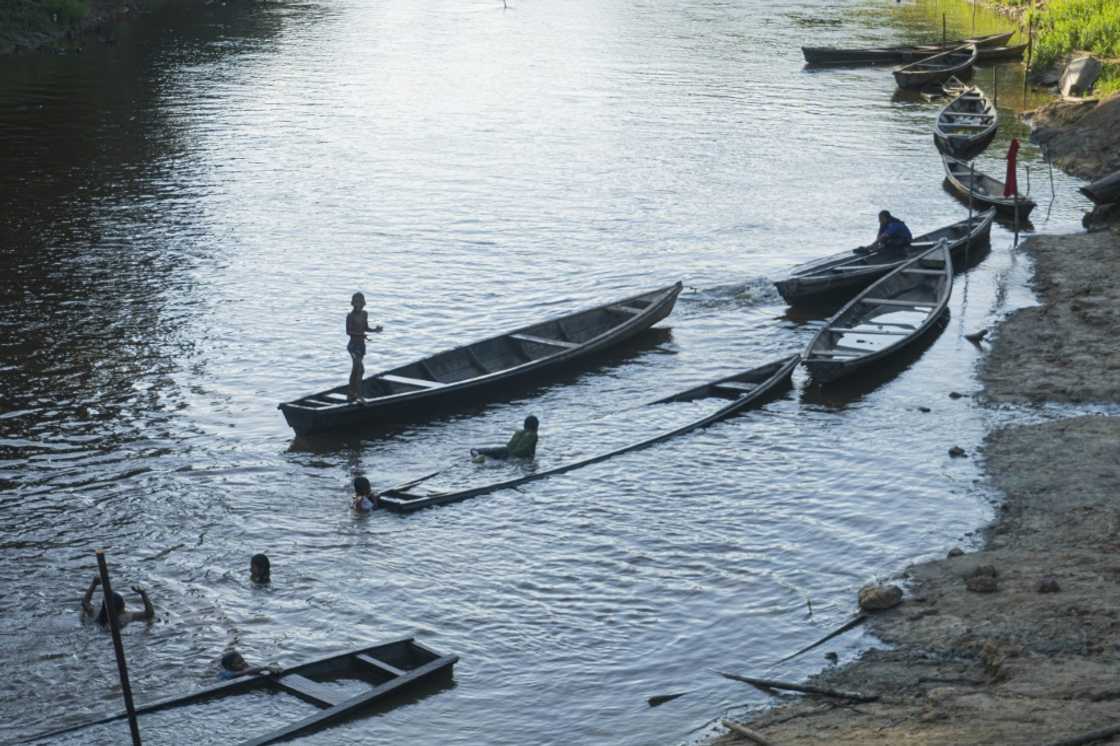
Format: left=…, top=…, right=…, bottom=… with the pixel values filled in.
left=706, top=226, right=1120, bottom=745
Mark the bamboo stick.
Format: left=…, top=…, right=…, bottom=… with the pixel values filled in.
left=721, top=719, right=778, bottom=746
left=715, top=671, right=878, bottom=703
left=96, top=550, right=142, bottom=746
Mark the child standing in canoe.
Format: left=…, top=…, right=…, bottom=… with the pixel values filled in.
left=346, top=292, right=382, bottom=402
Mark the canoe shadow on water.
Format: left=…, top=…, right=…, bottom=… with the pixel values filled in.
left=285, top=327, right=675, bottom=454
left=798, top=310, right=951, bottom=410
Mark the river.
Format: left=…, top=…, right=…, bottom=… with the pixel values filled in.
left=0, top=0, right=1093, bottom=744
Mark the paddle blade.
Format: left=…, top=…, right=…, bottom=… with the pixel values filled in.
left=647, top=691, right=690, bottom=707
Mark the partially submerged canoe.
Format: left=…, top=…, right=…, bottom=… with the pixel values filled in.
left=1080, top=169, right=1120, bottom=205
left=27, top=638, right=457, bottom=746
left=773, top=209, right=993, bottom=308
left=893, top=44, right=977, bottom=90
left=379, top=355, right=801, bottom=513
left=934, top=83, right=997, bottom=160
left=802, top=31, right=1012, bottom=66
left=279, top=283, right=683, bottom=436
left=803, top=242, right=953, bottom=384
left=942, top=155, right=1037, bottom=220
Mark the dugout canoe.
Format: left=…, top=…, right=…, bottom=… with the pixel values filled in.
left=893, top=44, right=977, bottom=90
left=803, top=242, right=953, bottom=384
left=1080, top=169, right=1120, bottom=205
left=942, top=155, right=1037, bottom=220
left=773, top=209, right=993, bottom=308
left=26, top=638, right=457, bottom=746
left=379, top=355, right=801, bottom=513
left=279, top=283, right=683, bottom=436
left=934, top=83, right=998, bottom=160
left=802, top=31, right=1012, bottom=66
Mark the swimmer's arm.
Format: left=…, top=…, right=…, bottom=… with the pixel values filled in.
left=364, top=313, right=382, bottom=334
left=130, top=586, right=155, bottom=622
left=81, top=576, right=100, bottom=616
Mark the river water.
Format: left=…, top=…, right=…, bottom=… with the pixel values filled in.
left=0, top=0, right=1093, bottom=744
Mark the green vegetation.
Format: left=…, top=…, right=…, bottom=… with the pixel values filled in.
left=1028, top=0, right=1120, bottom=67
left=45, top=0, right=89, bottom=24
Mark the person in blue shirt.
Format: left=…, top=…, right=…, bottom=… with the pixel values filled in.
left=351, top=476, right=380, bottom=512
left=857, top=211, right=912, bottom=255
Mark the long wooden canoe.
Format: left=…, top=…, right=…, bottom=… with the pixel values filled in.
left=893, top=44, right=977, bottom=90
left=379, top=355, right=801, bottom=513
left=773, top=209, right=993, bottom=308
left=934, top=83, right=997, bottom=160
left=802, top=31, right=1012, bottom=66
left=279, top=283, right=683, bottom=436
left=1080, top=169, right=1120, bottom=205
left=942, top=155, right=1036, bottom=220
left=803, top=242, right=953, bottom=384
left=26, top=638, right=457, bottom=746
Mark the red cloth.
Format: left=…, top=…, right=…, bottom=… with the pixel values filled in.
left=1004, top=138, right=1020, bottom=198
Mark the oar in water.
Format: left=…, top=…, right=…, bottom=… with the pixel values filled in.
left=383, top=469, right=445, bottom=494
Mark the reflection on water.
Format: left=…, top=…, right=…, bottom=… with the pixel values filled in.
left=0, top=0, right=1093, bottom=744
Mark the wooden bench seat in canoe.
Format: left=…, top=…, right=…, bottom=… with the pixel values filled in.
left=713, top=381, right=759, bottom=396
left=379, top=374, right=445, bottom=389
left=509, top=333, right=579, bottom=349
left=274, top=674, right=344, bottom=707
left=607, top=304, right=645, bottom=315
left=859, top=298, right=938, bottom=308
left=356, top=654, right=406, bottom=678
left=829, top=327, right=911, bottom=335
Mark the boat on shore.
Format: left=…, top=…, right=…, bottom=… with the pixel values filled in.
left=773, top=209, right=993, bottom=308
left=802, top=31, right=1012, bottom=66
left=934, top=81, right=997, bottom=160
left=279, top=283, right=683, bottom=436
left=941, top=155, right=1037, bottom=220
left=803, top=242, right=953, bottom=384
left=26, top=638, right=457, bottom=746
left=893, top=45, right=977, bottom=90
left=379, top=355, right=801, bottom=513
left=1080, top=168, right=1120, bottom=205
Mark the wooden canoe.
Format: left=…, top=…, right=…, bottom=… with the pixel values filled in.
left=773, top=209, right=993, bottom=308
left=802, top=31, right=1012, bottom=66
left=803, top=242, right=953, bottom=384
left=279, top=282, right=683, bottom=436
left=893, top=45, right=977, bottom=90
left=934, top=83, right=997, bottom=160
left=1080, top=169, right=1120, bottom=205
left=942, top=155, right=1037, bottom=220
left=26, top=638, right=457, bottom=746
left=379, top=355, right=801, bottom=513
left=975, top=42, right=1028, bottom=62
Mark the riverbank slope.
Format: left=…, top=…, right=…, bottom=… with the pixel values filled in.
left=708, top=229, right=1120, bottom=744
left=0, top=0, right=206, bottom=55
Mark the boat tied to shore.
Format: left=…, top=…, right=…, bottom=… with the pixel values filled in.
left=941, top=155, right=1037, bottom=221
left=773, top=209, right=993, bottom=308
left=893, top=44, right=977, bottom=90
left=934, top=80, right=998, bottom=160
left=803, top=241, right=953, bottom=384
left=26, top=638, right=458, bottom=746
left=802, top=30, right=1012, bottom=66
left=278, top=282, right=683, bottom=436
left=378, top=355, right=801, bottom=513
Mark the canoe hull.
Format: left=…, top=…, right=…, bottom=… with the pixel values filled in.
left=893, top=45, right=978, bottom=90
left=802, top=31, right=1013, bottom=66
left=942, top=156, right=1037, bottom=219
left=279, top=283, right=683, bottom=436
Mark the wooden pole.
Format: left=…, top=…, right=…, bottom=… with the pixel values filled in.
left=721, top=719, right=778, bottom=746
left=994, top=65, right=999, bottom=107
left=96, top=550, right=142, bottom=746
left=972, top=1, right=977, bottom=34
left=943, top=13, right=947, bottom=45
left=1023, top=9, right=1034, bottom=102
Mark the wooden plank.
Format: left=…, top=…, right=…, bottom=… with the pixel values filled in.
left=321, top=393, right=349, bottom=402
left=831, top=327, right=911, bottom=336
left=808, top=351, right=865, bottom=358
left=356, top=653, right=407, bottom=678
left=509, top=333, right=579, bottom=349
left=379, top=373, right=444, bottom=389
left=608, top=304, right=645, bottom=315
left=859, top=298, right=937, bottom=308
left=274, top=673, right=343, bottom=708
left=714, top=381, right=759, bottom=393
left=902, top=268, right=947, bottom=275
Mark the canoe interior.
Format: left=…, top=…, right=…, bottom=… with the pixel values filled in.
left=279, top=283, right=681, bottom=431
left=894, top=45, right=977, bottom=88
left=804, top=246, right=952, bottom=382
left=26, top=638, right=457, bottom=745
left=801, top=31, right=1012, bottom=66
left=378, top=355, right=800, bottom=513
left=934, top=85, right=997, bottom=159
left=942, top=156, right=1037, bottom=215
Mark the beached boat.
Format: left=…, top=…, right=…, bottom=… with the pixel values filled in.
left=379, top=355, right=801, bottom=513
left=279, top=283, right=683, bottom=436
left=26, top=638, right=457, bottom=746
left=976, top=42, right=1028, bottom=62
left=1080, top=168, right=1120, bottom=205
left=942, top=155, right=1037, bottom=220
left=802, top=31, right=1012, bottom=66
left=773, top=209, right=993, bottom=308
left=934, top=82, right=997, bottom=159
left=893, top=45, right=977, bottom=90
left=803, top=242, right=953, bottom=384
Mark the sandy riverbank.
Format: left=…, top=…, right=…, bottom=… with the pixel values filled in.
left=704, top=216, right=1120, bottom=745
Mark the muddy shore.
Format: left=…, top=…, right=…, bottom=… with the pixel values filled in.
left=706, top=226, right=1120, bottom=744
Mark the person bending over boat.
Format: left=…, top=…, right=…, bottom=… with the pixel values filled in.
left=857, top=210, right=912, bottom=255
left=352, top=476, right=380, bottom=512
left=471, top=415, right=540, bottom=462
left=250, top=554, right=271, bottom=585
left=346, top=292, right=383, bottom=403
left=81, top=576, right=154, bottom=627
left=219, top=650, right=280, bottom=680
